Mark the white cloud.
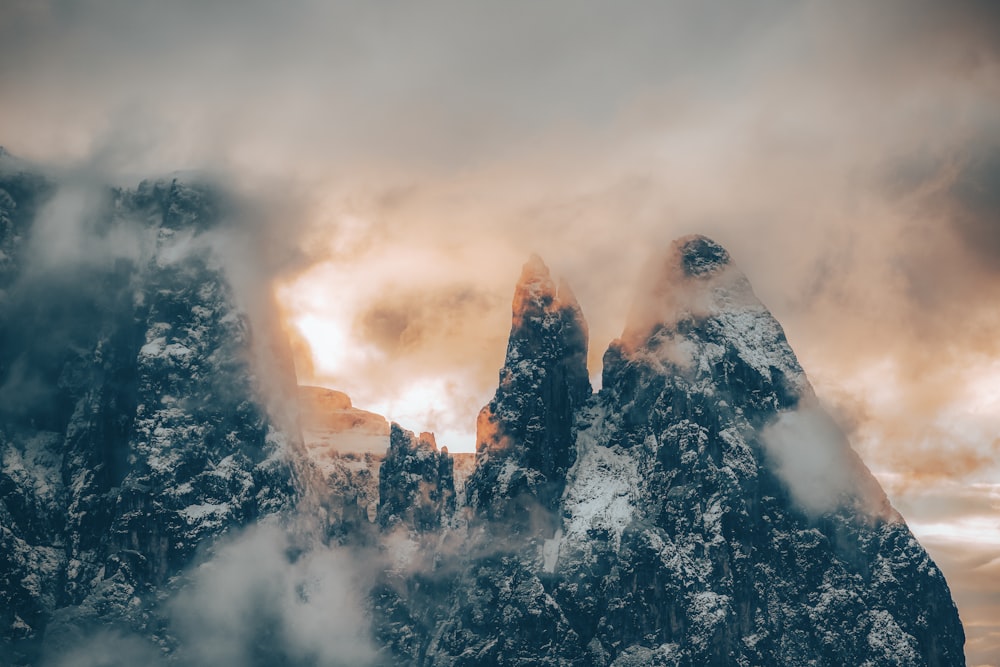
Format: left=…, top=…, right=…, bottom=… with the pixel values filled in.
left=170, top=524, right=378, bottom=667
left=761, top=405, right=865, bottom=516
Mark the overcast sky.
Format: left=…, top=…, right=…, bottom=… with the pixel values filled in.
left=2, top=1, right=999, bottom=663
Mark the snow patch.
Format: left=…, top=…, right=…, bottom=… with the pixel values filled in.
left=2, top=432, right=63, bottom=506
left=384, top=531, right=420, bottom=574
left=712, top=305, right=805, bottom=394
left=563, top=414, right=639, bottom=550
left=140, top=337, right=164, bottom=357
left=865, top=609, right=920, bottom=664
left=179, top=502, right=231, bottom=522
left=542, top=529, right=562, bottom=573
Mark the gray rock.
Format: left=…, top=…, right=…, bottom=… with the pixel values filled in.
left=373, top=237, right=965, bottom=666
left=0, top=158, right=966, bottom=666
left=0, top=173, right=300, bottom=665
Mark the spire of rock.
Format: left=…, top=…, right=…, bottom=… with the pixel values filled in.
left=612, top=234, right=810, bottom=415
left=621, top=234, right=752, bottom=350
left=468, top=255, right=591, bottom=524
left=377, top=424, right=455, bottom=533
left=414, top=241, right=963, bottom=666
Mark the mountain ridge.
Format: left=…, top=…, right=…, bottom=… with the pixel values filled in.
left=372, top=242, right=964, bottom=665
left=0, top=165, right=965, bottom=665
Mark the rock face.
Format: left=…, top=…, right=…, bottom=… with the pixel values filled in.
left=467, top=255, right=591, bottom=528
left=296, top=385, right=388, bottom=547
left=548, top=236, right=963, bottom=666
left=299, top=385, right=389, bottom=455
left=378, top=425, right=455, bottom=534
left=0, top=153, right=966, bottom=666
left=0, top=165, right=300, bottom=665
left=372, top=240, right=966, bottom=666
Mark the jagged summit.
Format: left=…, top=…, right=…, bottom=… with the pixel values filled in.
left=510, top=253, right=587, bottom=335
left=377, top=424, right=454, bottom=533
left=519, top=252, right=550, bottom=283
left=0, top=157, right=966, bottom=667
left=511, top=253, right=555, bottom=321
left=615, top=235, right=811, bottom=409
left=0, top=168, right=300, bottom=664
left=677, top=234, right=732, bottom=276
left=469, top=255, right=591, bottom=522
left=496, top=254, right=591, bottom=430
left=621, top=234, right=756, bottom=351
left=400, top=242, right=964, bottom=666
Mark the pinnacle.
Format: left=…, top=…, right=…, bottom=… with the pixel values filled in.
left=522, top=253, right=550, bottom=279
left=620, top=235, right=749, bottom=349
left=675, top=234, right=731, bottom=277
left=512, top=254, right=557, bottom=314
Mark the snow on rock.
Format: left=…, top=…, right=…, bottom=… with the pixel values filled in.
left=374, top=239, right=964, bottom=667
left=0, top=168, right=966, bottom=667
left=542, top=528, right=562, bottom=573
left=0, top=172, right=301, bottom=664
left=561, top=417, right=639, bottom=551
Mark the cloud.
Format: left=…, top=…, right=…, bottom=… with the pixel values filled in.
left=936, top=145, right=1000, bottom=271
left=898, top=479, right=1000, bottom=667
left=355, top=285, right=498, bottom=357
left=40, top=524, right=379, bottom=667
left=4, top=0, right=996, bottom=510
left=0, top=0, right=802, bottom=173
left=4, top=0, right=1000, bottom=655
left=169, top=524, right=377, bottom=667
left=41, top=630, right=166, bottom=667
left=760, top=405, right=886, bottom=516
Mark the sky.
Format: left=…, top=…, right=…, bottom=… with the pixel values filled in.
left=2, top=0, right=999, bottom=663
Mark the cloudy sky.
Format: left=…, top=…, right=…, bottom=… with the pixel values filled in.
left=2, top=1, right=999, bottom=663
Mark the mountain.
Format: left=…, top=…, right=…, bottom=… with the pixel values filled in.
left=372, top=239, right=965, bottom=666
left=0, top=166, right=302, bottom=665
left=0, top=158, right=965, bottom=666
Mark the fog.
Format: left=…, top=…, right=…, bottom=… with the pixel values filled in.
left=41, top=525, right=377, bottom=667
left=3, top=0, right=999, bottom=662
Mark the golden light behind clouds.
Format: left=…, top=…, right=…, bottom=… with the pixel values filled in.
left=3, top=0, right=1000, bottom=662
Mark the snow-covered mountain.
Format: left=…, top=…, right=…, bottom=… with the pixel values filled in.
left=373, top=237, right=965, bottom=666
left=0, top=161, right=965, bottom=665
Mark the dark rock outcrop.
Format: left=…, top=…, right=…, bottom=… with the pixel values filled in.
left=0, top=166, right=300, bottom=665
left=0, top=151, right=966, bottom=666
left=468, top=255, right=591, bottom=530
left=374, top=237, right=966, bottom=666
left=379, top=425, right=456, bottom=534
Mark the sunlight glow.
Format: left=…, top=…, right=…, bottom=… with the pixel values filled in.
left=965, top=361, right=1000, bottom=416
left=364, top=378, right=474, bottom=453
left=293, top=313, right=354, bottom=377
left=908, top=517, right=1000, bottom=548
left=279, top=263, right=481, bottom=453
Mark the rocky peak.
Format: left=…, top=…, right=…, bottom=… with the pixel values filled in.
left=621, top=234, right=755, bottom=352
left=378, top=424, right=455, bottom=533
left=678, top=234, right=731, bottom=276
left=550, top=236, right=963, bottom=665
left=0, top=173, right=301, bottom=664
left=0, top=161, right=967, bottom=667
left=611, top=234, right=809, bottom=423
left=376, top=239, right=964, bottom=666
left=510, top=253, right=553, bottom=315
left=507, top=254, right=589, bottom=365
left=469, top=255, right=591, bottom=524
